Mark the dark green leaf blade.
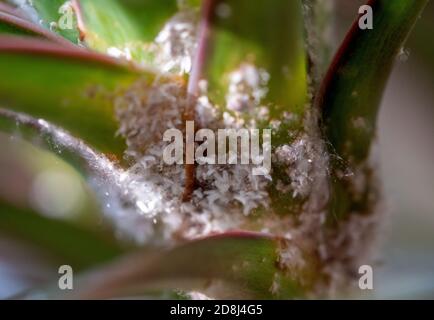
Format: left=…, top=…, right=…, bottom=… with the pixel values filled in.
left=0, top=36, right=154, bottom=158
left=22, top=232, right=307, bottom=299
left=318, top=0, right=429, bottom=164
left=317, top=0, right=429, bottom=220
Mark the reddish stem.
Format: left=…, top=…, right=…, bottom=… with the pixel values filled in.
left=182, top=0, right=216, bottom=202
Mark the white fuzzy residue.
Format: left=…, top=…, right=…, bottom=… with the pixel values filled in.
left=111, top=74, right=271, bottom=244
left=226, top=63, right=269, bottom=113
left=107, top=47, right=133, bottom=61
left=302, top=0, right=335, bottom=85
left=151, top=10, right=198, bottom=75
left=275, top=138, right=315, bottom=199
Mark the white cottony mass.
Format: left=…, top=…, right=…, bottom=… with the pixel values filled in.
left=163, top=121, right=271, bottom=176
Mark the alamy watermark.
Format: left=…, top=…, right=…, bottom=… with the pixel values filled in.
left=358, top=265, right=374, bottom=290
left=163, top=121, right=271, bottom=176
left=359, top=5, right=373, bottom=30
left=55, top=3, right=374, bottom=33
left=58, top=264, right=73, bottom=290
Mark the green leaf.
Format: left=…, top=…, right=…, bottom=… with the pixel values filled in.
left=0, top=10, right=76, bottom=45
left=22, top=232, right=308, bottom=299
left=74, top=0, right=186, bottom=62
left=6, top=0, right=192, bottom=62
left=74, top=0, right=143, bottom=57
left=197, top=0, right=307, bottom=118
left=317, top=0, right=429, bottom=220
left=21, top=0, right=81, bottom=44
left=112, top=0, right=181, bottom=42
left=0, top=201, right=124, bottom=270
left=318, top=0, right=429, bottom=164
left=0, top=36, right=155, bottom=158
